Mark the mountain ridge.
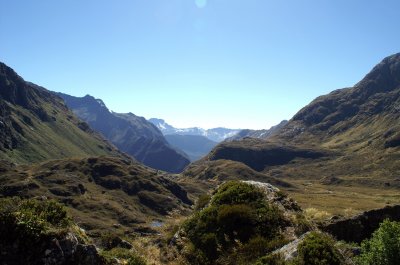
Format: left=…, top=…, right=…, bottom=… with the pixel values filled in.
left=58, top=93, right=190, bottom=173
left=0, top=62, right=123, bottom=164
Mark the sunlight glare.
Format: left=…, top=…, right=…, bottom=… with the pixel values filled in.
left=195, top=0, right=207, bottom=8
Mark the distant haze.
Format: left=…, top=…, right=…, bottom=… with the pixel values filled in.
left=1, top=0, right=399, bottom=129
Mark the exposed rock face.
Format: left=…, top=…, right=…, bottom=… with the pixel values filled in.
left=242, top=180, right=301, bottom=212
left=273, top=232, right=310, bottom=261
left=321, top=204, right=400, bottom=243
left=59, top=93, right=190, bottom=173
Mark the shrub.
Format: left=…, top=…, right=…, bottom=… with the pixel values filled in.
left=211, top=181, right=265, bottom=206
left=182, top=181, right=286, bottom=264
left=217, top=204, right=256, bottom=242
left=293, top=213, right=312, bottom=236
left=356, top=219, right=400, bottom=265
left=195, top=193, right=211, bottom=211
left=0, top=197, right=70, bottom=241
left=0, top=197, right=72, bottom=264
left=294, top=232, right=343, bottom=265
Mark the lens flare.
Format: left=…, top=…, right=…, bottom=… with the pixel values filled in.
left=195, top=0, right=207, bottom=8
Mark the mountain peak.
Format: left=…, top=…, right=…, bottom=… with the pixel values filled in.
left=355, top=52, right=400, bottom=94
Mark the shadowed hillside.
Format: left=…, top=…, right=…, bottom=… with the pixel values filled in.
left=0, top=62, right=122, bottom=164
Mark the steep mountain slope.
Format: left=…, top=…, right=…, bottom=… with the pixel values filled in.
left=165, top=134, right=218, bottom=161
left=277, top=53, right=400, bottom=149
left=58, top=94, right=190, bottom=173
left=204, top=53, right=400, bottom=174
left=0, top=156, right=192, bottom=235
left=0, top=62, right=121, bottom=164
left=226, top=120, right=288, bottom=141
left=186, top=53, right=400, bottom=215
left=149, top=118, right=240, bottom=142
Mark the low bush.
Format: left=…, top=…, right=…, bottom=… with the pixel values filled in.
left=294, top=232, right=343, bottom=265
left=356, top=219, right=400, bottom=265
left=0, top=197, right=72, bottom=264
left=195, top=193, right=211, bottom=211
left=0, top=197, right=70, bottom=241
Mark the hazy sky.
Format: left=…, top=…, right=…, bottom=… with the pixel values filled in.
left=1, top=0, right=399, bottom=129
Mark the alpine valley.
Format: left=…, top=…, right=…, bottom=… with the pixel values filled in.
left=1, top=53, right=400, bottom=265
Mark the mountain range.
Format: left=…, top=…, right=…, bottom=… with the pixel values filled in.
left=1, top=53, right=400, bottom=264
left=58, top=93, right=190, bottom=173
left=149, top=118, right=241, bottom=142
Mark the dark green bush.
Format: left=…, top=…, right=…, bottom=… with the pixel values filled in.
left=0, top=197, right=70, bottom=241
left=182, top=181, right=286, bottom=264
left=0, top=197, right=72, bottom=264
left=217, top=204, right=256, bottom=242
left=195, top=193, right=211, bottom=211
left=356, top=219, right=400, bottom=265
left=294, top=232, right=343, bottom=265
left=211, top=181, right=265, bottom=206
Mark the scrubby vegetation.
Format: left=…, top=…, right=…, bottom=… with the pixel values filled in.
left=0, top=197, right=145, bottom=265
left=294, top=232, right=343, bottom=265
left=0, top=197, right=75, bottom=264
left=180, top=181, right=289, bottom=264
left=356, top=220, right=400, bottom=265
left=256, top=232, right=344, bottom=265
left=0, top=197, right=71, bottom=242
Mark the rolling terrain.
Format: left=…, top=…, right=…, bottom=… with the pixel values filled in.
left=0, top=156, right=192, bottom=235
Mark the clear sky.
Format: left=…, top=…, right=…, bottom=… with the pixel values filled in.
left=1, top=0, right=399, bottom=129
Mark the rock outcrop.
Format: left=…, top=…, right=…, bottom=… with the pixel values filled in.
left=321, top=204, right=400, bottom=243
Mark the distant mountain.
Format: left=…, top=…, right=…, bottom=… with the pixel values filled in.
left=0, top=62, right=122, bottom=163
left=165, top=134, right=218, bottom=161
left=149, top=118, right=240, bottom=142
left=58, top=94, right=190, bottom=173
left=226, top=120, right=288, bottom=141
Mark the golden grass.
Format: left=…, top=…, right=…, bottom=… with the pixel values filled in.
left=282, top=180, right=400, bottom=217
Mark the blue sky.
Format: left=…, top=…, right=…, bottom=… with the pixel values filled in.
left=1, top=0, right=399, bottom=129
